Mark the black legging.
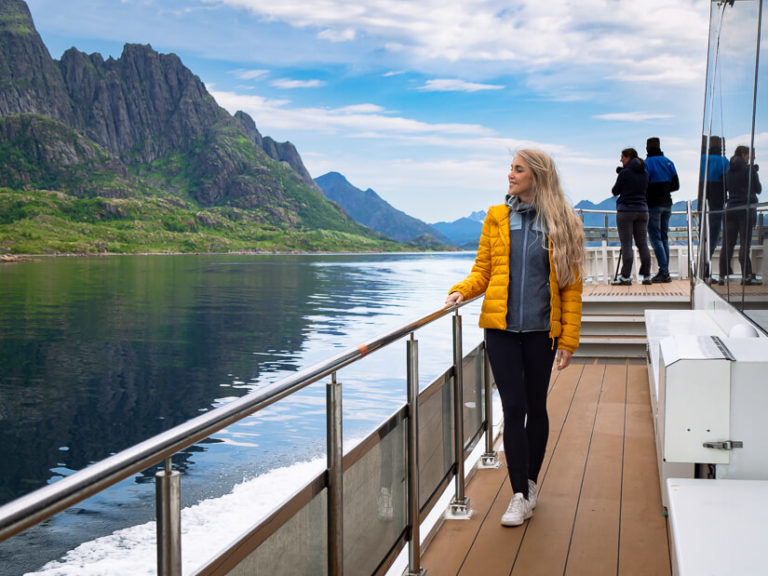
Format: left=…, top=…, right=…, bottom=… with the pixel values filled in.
left=486, top=329, right=556, bottom=498
left=719, top=206, right=756, bottom=278
left=616, top=210, right=651, bottom=279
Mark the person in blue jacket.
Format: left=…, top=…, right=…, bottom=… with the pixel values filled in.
left=612, top=148, right=652, bottom=285
left=645, top=137, right=679, bottom=283
left=718, top=145, right=763, bottom=285
left=699, top=136, right=730, bottom=264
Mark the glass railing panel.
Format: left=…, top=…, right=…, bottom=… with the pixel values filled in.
left=699, top=0, right=762, bottom=294
left=715, top=202, right=764, bottom=307
left=739, top=0, right=768, bottom=328
left=742, top=202, right=768, bottom=330
left=417, top=373, right=454, bottom=510
left=461, top=344, right=485, bottom=449
left=341, top=416, right=407, bottom=575
left=225, top=487, right=328, bottom=576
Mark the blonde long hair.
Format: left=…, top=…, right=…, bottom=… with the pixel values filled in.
left=515, top=149, right=585, bottom=287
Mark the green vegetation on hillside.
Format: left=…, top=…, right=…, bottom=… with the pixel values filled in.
left=0, top=187, right=405, bottom=254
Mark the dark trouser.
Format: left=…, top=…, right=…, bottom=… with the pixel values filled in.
left=719, top=206, right=756, bottom=278
left=708, top=188, right=725, bottom=258
left=485, top=329, right=556, bottom=498
left=647, top=205, right=672, bottom=276
left=616, top=210, right=651, bottom=279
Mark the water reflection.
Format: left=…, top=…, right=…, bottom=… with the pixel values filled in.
left=0, top=252, right=483, bottom=573
left=0, top=254, right=479, bottom=503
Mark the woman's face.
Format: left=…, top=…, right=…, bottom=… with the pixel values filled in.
left=620, top=154, right=630, bottom=167
left=508, top=155, right=534, bottom=202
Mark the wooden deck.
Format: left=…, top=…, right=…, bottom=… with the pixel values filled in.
left=421, top=358, right=671, bottom=576
left=583, top=278, right=690, bottom=300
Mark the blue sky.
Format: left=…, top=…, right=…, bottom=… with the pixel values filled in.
left=25, top=0, right=712, bottom=223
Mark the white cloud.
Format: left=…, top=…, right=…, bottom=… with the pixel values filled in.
left=211, top=88, right=496, bottom=137
left=271, top=78, right=326, bottom=88
left=595, top=112, right=675, bottom=122
left=417, top=79, right=505, bottom=92
left=213, top=0, right=709, bottom=87
left=234, top=69, right=269, bottom=80
left=318, top=27, right=356, bottom=42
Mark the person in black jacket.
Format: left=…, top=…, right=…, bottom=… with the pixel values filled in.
left=718, top=145, right=763, bottom=285
left=612, top=148, right=652, bottom=285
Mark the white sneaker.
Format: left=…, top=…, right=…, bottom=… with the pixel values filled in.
left=528, top=479, right=538, bottom=509
left=501, top=493, right=533, bottom=526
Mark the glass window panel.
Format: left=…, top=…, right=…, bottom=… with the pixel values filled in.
left=228, top=488, right=327, bottom=576
left=461, top=345, right=485, bottom=448
left=341, top=419, right=407, bottom=575
left=741, top=0, right=768, bottom=327
left=417, top=376, right=454, bottom=510
left=700, top=0, right=762, bottom=307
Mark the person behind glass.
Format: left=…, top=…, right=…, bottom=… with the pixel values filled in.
left=445, top=149, right=584, bottom=527
left=718, top=145, right=762, bottom=285
left=645, top=137, right=679, bottom=283
left=700, top=135, right=730, bottom=263
left=611, top=148, right=652, bottom=285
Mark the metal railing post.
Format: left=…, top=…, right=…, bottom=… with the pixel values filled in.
left=156, top=458, right=181, bottom=576
left=327, top=372, right=344, bottom=576
left=405, top=335, right=426, bottom=576
left=687, top=200, right=696, bottom=286
left=479, top=342, right=499, bottom=468
left=449, top=311, right=471, bottom=516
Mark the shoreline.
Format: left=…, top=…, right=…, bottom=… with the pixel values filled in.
left=0, top=249, right=469, bottom=263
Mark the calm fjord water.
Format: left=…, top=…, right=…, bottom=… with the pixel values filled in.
left=0, top=253, right=482, bottom=574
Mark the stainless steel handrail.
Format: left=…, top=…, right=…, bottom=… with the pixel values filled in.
left=575, top=208, right=689, bottom=215
left=0, top=297, right=481, bottom=544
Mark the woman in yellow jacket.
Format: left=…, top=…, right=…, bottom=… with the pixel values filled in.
left=446, top=149, right=584, bottom=526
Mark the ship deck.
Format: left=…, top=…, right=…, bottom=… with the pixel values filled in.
left=582, top=277, right=691, bottom=300
left=419, top=281, right=691, bottom=576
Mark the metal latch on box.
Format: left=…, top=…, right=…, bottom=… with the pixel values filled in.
left=703, top=440, right=743, bottom=450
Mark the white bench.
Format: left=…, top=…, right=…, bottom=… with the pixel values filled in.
left=667, top=478, right=768, bottom=576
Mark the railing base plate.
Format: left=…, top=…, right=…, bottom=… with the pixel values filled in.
left=479, top=452, right=500, bottom=468
left=446, top=497, right=473, bottom=519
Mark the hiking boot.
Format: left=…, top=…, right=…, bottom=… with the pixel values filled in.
left=611, top=276, right=632, bottom=286
left=651, top=272, right=672, bottom=283
left=528, top=480, right=538, bottom=509
left=501, top=493, right=533, bottom=526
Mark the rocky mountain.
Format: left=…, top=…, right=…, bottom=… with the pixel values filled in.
left=314, top=171, right=455, bottom=247
left=0, top=0, right=385, bottom=253
left=0, top=0, right=75, bottom=124
left=234, top=111, right=319, bottom=191
left=431, top=211, right=485, bottom=249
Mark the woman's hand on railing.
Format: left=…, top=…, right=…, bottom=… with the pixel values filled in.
left=445, top=291, right=464, bottom=306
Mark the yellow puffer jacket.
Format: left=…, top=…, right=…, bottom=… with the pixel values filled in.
left=449, top=204, right=583, bottom=352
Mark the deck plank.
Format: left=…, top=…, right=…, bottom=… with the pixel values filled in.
left=418, top=453, right=508, bottom=575
left=419, top=360, right=671, bottom=576
left=565, top=363, right=625, bottom=576
left=447, top=365, right=578, bottom=576
left=425, top=364, right=584, bottom=576
left=510, top=364, right=604, bottom=576
left=618, top=364, right=671, bottom=576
